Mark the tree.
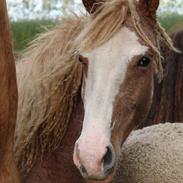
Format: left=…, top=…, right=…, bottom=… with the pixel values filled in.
left=7, top=0, right=83, bottom=20
left=159, top=0, right=183, bottom=14
left=7, top=0, right=183, bottom=21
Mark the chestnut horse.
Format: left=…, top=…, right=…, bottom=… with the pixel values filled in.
left=14, top=0, right=177, bottom=182
left=0, top=0, right=19, bottom=182
left=141, top=29, right=183, bottom=128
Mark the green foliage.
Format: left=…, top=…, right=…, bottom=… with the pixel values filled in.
left=11, top=19, right=56, bottom=51
left=158, top=13, right=183, bottom=33
left=11, top=13, right=183, bottom=51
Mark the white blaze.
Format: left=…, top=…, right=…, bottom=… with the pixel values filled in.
left=80, top=27, right=148, bottom=141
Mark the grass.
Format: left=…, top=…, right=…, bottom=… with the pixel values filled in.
left=11, top=19, right=56, bottom=51
left=11, top=13, right=183, bottom=51
left=158, top=13, right=183, bottom=33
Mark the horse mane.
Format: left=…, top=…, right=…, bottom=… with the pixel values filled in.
left=14, top=0, right=178, bottom=176
left=14, top=17, right=83, bottom=175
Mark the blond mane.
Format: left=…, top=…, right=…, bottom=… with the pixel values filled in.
left=15, top=0, right=177, bottom=176
left=15, top=17, right=83, bottom=175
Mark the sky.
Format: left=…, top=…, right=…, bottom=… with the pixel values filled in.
left=7, top=0, right=70, bottom=20
left=7, top=0, right=183, bottom=20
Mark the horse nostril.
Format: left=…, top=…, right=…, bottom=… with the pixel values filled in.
left=102, top=146, right=115, bottom=174
left=80, top=164, right=88, bottom=177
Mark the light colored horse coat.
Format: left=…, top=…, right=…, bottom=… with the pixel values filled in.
left=115, top=123, right=183, bottom=183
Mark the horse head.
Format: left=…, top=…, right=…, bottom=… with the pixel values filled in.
left=73, top=0, right=161, bottom=181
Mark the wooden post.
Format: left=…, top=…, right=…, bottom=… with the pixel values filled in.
left=0, top=0, right=20, bottom=182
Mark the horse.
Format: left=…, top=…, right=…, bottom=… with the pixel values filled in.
left=14, top=0, right=178, bottom=182
left=141, top=29, right=183, bottom=128
left=0, top=0, right=19, bottom=182
left=114, top=123, right=183, bottom=183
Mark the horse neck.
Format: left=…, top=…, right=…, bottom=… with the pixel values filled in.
left=24, top=92, right=85, bottom=183
left=58, top=90, right=84, bottom=150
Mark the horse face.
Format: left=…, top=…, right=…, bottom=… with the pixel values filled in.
left=73, top=0, right=159, bottom=182
left=73, top=26, right=154, bottom=181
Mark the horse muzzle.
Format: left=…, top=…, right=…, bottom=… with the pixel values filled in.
left=73, top=139, right=116, bottom=181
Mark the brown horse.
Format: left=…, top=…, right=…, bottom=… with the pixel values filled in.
left=0, top=0, right=19, bottom=182
left=141, top=29, right=183, bottom=128
left=14, top=0, right=177, bottom=182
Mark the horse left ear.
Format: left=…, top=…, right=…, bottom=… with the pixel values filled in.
left=82, top=0, right=104, bottom=14
left=139, top=0, right=160, bottom=16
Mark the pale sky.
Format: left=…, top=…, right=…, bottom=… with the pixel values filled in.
left=7, top=0, right=183, bottom=20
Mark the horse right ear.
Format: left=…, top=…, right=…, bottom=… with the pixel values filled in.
left=82, top=0, right=104, bottom=14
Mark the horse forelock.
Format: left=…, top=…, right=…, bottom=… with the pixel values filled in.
left=75, top=0, right=177, bottom=81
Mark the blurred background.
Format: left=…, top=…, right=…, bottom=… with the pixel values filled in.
left=6, top=0, right=183, bottom=51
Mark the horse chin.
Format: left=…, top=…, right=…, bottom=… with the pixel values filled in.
left=86, top=170, right=115, bottom=183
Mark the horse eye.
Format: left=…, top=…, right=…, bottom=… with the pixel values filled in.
left=79, top=56, right=83, bottom=63
left=137, top=56, right=150, bottom=67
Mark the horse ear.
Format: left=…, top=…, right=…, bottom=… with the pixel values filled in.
left=139, top=0, right=160, bottom=16
left=82, top=0, right=104, bottom=14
